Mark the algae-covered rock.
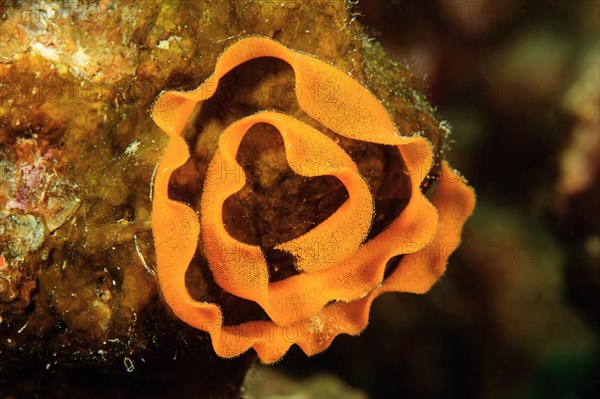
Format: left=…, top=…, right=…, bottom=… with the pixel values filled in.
left=1, top=1, right=447, bottom=396
left=243, top=364, right=368, bottom=399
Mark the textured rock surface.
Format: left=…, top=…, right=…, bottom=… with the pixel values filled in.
left=243, top=364, right=367, bottom=398
left=1, top=0, right=446, bottom=396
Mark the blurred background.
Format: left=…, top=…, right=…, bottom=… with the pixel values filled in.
left=248, top=1, right=600, bottom=398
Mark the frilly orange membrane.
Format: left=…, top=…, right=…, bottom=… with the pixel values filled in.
left=151, top=36, right=475, bottom=363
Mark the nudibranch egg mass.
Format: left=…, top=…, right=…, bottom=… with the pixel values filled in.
left=150, top=36, right=475, bottom=363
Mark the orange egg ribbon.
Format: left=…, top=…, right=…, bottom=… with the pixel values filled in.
left=151, top=36, right=475, bottom=363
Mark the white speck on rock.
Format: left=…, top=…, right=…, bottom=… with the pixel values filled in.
left=156, top=39, right=170, bottom=49
left=124, top=140, right=140, bottom=156
left=156, top=35, right=182, bottom=49
left=72, top=48, right=91, bottom=67
left=31, top=42, right=59, bottom=61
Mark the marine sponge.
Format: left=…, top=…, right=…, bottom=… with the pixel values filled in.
left=151, top=36, right=475, bottom=363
